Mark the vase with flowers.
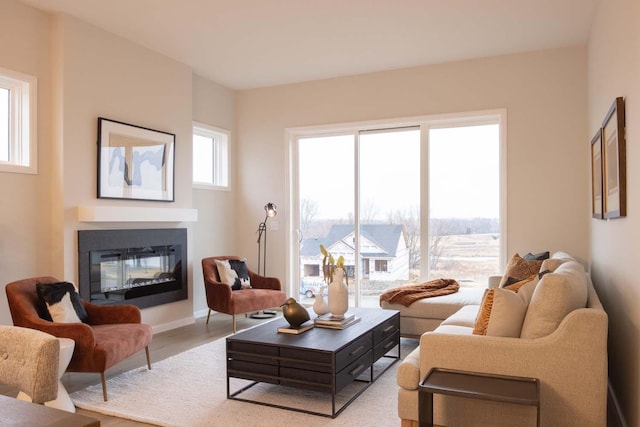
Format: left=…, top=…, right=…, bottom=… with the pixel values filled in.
left=320, top=244, right=349, bottom=319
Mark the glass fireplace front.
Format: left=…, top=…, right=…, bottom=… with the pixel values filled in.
left=78, top=228, right=187, bottom=309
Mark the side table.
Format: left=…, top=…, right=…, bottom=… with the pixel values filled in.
left=18, top=337, right=76, bottom=413
left=418, top=367, right=539, bottom=427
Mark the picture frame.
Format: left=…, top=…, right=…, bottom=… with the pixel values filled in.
left=601, top=97, right=626, bottom=219
left=590, top=129, right=603, bottom=219
left=97, top=117, right=175, bottom=202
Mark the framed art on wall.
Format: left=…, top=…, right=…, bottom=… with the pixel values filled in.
left=601, top=97, right=626, bottom=219
left=97, top=117, right=175, bottom=202
left=591, top=129, right=603, bottom=219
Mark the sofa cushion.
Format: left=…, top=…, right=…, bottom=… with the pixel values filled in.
left=380, top=287, right=485, bottom=320
left=440, top=305, right=480, bottom=327
left=473, top=276, right=538, bottom=337
left=520, top=260, right=588, bottom=339
left=540, top=257, right=567, bottom=274
left=499, top=253, right=544, bottom=287
left=215, top=259, right=251, bottom=290
left=433, top=324, right=474, bottom=335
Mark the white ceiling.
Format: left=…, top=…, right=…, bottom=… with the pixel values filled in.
left=20, top=0, right=598, bottom=90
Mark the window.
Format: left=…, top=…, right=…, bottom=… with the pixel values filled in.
left=291, top=110, right=506, bottom=308
left=375, top=260, right=388, bottom=272
left=192, top=122, right=229, bottom=189
left=0, top=67, right=37, bottom=174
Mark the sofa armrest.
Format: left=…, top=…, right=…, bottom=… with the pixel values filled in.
left=418, top=308, right=608, bottom=425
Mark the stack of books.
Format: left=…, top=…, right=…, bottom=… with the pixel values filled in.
left=314, top=312, right=361, bottom=329
left=277, top=322, right=314, bottom=334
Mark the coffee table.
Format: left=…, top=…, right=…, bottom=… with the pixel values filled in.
left=226, top=307, right=400, bottom=417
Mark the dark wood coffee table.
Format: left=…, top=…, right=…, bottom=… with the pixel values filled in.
left=226, top=307, right=400, bottom=417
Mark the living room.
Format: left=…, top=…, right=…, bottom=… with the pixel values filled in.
left=0, top=0, right=638, bottom=425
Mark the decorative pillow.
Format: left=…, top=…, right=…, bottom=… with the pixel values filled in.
left=472, top=277, right=537, bottom=337
left=499, top=253, right=544, bottom=287
left=520, top=261, right=588, bottom=339
left=523, top=251, right=550, bottom=261
left=36, top=282, right=89, bottom=324
left=215, top=259, right=252, bottom=290
left=473, top=289, right=526, bottom=337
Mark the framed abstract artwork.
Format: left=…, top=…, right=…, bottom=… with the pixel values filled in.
left=601, top=97, right=626, bottom=219
left=97, top=117, right=175, bottom=202
left=591, top=129, right=603, bottom=219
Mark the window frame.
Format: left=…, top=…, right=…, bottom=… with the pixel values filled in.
left=0, top=67, right=37, bottom=175
left=286, top=109, right=507, bottom=302
left=192, top=121, right=230, bottom=191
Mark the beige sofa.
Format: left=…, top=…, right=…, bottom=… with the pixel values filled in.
left=395, top=252, right=608, bottom=427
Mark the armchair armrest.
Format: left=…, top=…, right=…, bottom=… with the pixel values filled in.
left=249, top=272, right=282, bottom=290
left=83, top=301, right=142, bottom=324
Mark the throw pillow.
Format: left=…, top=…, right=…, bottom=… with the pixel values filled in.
left=499, top=253, right=544, bottom=287
left=36, top=282, right=89, bottom=324
left=215, top=259, right=252, bottom=290
left=523, top=251, right=550, bottom=261
left=520, top=261, right=588, bottom=339
left=473, top=276, right=537, bottom=337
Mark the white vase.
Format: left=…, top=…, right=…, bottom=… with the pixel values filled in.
left=328, top=268, right=348, bottom=319
left=312, top=288, right=329, bottom=316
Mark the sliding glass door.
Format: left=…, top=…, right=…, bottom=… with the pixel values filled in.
left=291, top=113, right=504, bottom=307
left=358, top=128, right=421, bottom=307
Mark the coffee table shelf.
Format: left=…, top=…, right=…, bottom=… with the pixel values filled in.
left=226, top=307, right=400, bottom=417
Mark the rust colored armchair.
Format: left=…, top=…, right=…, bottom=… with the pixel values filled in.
left=202, top=256, right=287, bottom=333
left=5, top=276, right=152, bottom=401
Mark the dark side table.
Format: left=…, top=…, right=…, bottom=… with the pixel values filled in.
left=418, top=367, right=540, bottom=427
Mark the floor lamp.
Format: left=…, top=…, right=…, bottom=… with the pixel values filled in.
left=251, top=202, right=278, bottom=319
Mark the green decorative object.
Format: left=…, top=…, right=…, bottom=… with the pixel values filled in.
left=281, top=297, right=310, bottom=327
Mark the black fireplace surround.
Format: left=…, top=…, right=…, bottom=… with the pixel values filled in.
left=78, top=228, right=187, bottom=309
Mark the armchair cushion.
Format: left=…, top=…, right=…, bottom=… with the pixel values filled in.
left=36, top=281, right=89, bottom=324
left=215, top=259, right=251, bottom=290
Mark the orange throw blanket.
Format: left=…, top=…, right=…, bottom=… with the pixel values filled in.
left=379, top=278, right=459, bottom=307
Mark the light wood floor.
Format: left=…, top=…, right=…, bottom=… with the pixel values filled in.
left=1, top=312, right=276, bottom=426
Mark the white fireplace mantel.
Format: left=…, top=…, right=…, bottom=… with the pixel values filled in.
left=77, top=206, right=198, bottom=222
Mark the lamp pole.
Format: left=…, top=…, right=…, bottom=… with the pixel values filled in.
left=256, top=202, right=277, bottom=277
left=251, top=202, right=278, bottom=319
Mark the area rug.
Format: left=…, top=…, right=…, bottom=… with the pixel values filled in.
left=70, top=335, right=417, bottom=427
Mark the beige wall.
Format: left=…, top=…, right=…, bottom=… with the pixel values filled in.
left=191, top=74, right=237, bottom=317
left=588, top=0, right=640, bottom=424
left=0, top=2, right=238, bottom=331
left=53, top=14, right=196, bottom=330
left=0, top=0, right=52, bottom=325
left=236, top=47, right=589, bottom=284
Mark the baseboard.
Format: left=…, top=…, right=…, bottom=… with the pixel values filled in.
left=193, top=308, right=209, bottom=319
left=151, top=316, right=195, bottom=334
left=608, top=379, right=628, bottom=427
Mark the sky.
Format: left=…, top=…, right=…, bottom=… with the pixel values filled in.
left=298, top=124, right=500, bottom=221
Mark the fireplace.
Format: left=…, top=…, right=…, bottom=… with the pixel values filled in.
left=78, top=228, right=187, bottom=309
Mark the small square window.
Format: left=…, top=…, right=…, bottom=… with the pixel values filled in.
left=0, top=67, right=37, bottom=174
left=192, top=122, right=229, bottom=190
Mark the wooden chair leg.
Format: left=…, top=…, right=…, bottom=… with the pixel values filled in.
left=145, top=346, right=151, bottom=370
left=232, top=314, right=236, bottom=333
left=206, top=309, right=211, bottom=325
left=101, top=372, right=108, bottom=401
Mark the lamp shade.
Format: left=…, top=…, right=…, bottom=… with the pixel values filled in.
left=264, top=202, right=277, bottom=218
